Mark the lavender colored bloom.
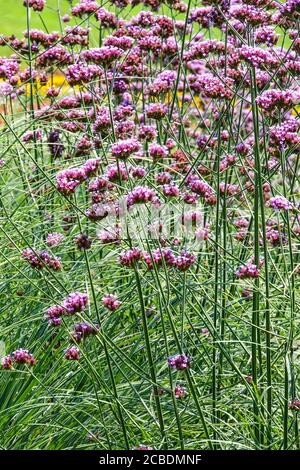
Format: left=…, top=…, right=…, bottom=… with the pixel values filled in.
left=0, top=82, right=14, bottom=97
left=257, top=89, right=299, bottom=113
left=96, top=8, right=119, bottom=28
left=86, top=203, right=110, bottom=221
left=74, top=233, right=92, bottom=250
left=105, top=162, right=128, bottom=182
left=81, top=46, right=123, bottom=65
left=188, top=176, right=213, bottom=198
left=111, top=139, right=141, bottom=159
left=146, top=103, right=168, bottom=120
left=37, top=46, right=72, bottom=67
left=175, top=250, right=196, bottom=271
left=13, top=349, right=36, bottom=366
left=239, top=46, right=275, bottom=67
left=229, top=5, right=271, bottom=26
left=126, top=186, right=157, bottom=207
left=138, top=125, right=157, bottom=141
left=289, top=398, right=300, bottom=411
left=268, top=196, right=292, bottom=211
left=24, top=0, right=46, bottom=11
left=1, top=355, right=13, bottom=369
left=63, top=292, right=89, bottom=314
left=61, top=14, right=70, bottom=23
left=47, top=304, right=65, bottom=326
left=72, top=322, right=98, bottom=342
left=280, top=0, right=300, bottom=17
left=236, top=263, right=260, bottom=279
left=46, top=232, right=64, bottom=247
left=131, top=166, right=146, bottom=178
left=65, top=346, right=80, bottom=361
left=149, top=143, right=168, bottom=160
left=93, top=107, right=111, bottom=134
left=0, top=57, right=19, bottom=80
left=83, top=158, right=101, bottom=177
left=255, top=27, right=279, bottom=47
left=162, top=184, right=180, bottom=198
left=189, top=73, right=233, bottom=99
left=174, top=384, right=188, bottom=399
left=98, top=226, right=121, bottom=245
left=65, top=63, right=102, bottom=86
left=48, top=129, right=64, bottom=158
left=148, top=70, right=176, bottom=95
left=119, top=248, right=144, bottom=267
left=22, top=248, right=62, bottom=271
left=22, top=129, right=42, bottom=143
left=102, top=294, right=122, bottom=311
left=56, top=167, right=86, bottom=195
left=105, top=36, right=134, bottom=51
left=168, top=353, right=192, bottom=370
left=269, top=119, right=300, bottom=148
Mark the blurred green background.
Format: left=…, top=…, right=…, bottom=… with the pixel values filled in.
left=0, top=0, right=71, bottom=36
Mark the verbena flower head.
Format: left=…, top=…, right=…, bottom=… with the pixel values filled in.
left=65, top=346, right=80, bottom=361
left=236, top=263, right=260, bottom=279
left=126, top=186, right=157, bottom=207
left=74, top=233, right=92, bottom=250
left=12, top=349, right=36, bottom=366
left=24, top=0, right=46, bottom=11
left=63, top=292, right=89, bottom=314
left=256, top=89, right=300, bottom=113
left=1, top=355, right=13, bottom=370
left=174, top=384, right=188, bottom=399
left=268, top=195, right=293, bottom=211
left=81, top=46, right=123, bottom=65
left=72, top=322, right=98, bottom=342
left=111, top=139, right=141, bottom=159
left=168, top=353, right=192, bottom=370
left=71, top=1, right=98, bottom=17
left=119, top=248, right=144, bottom=267
left=102, top=294, right=122, bottom=311
left=47, top=304, right=65, bottom=326
left=56, top=167, right=86, bottom=195
left=46, top=232, right=64, bottom=247
left=22, top=248, right=62, bottom=271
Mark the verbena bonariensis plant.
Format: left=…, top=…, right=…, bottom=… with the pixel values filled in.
left=0, top=0, right=299, bottom=450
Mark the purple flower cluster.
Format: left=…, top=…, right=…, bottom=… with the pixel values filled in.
left=22, top=248, right=62, bottom=271
left=111, top=139, right=141, bottom=160
left=126, top=186, right=158, bottom=207
left=236, top=263, right=260, bottom=279
left=256, top=89, right=299, bottom=112
left=23, top=0, right=46, bottom=11
left=65, top=346, right=80, bottom=361
left=2, top=349, right=36, bottom=369
left=63, top=292, right=89, bottom=314
left=168, top=354, right=192, bottom=371
left=65, top=63, right=102, bottom=86
left=47, top=292, right=89, bottom=326
left=56, top=159, right=100, bottom=195
left=102, top=294, right=122, bottom=311
left=46, top=232, right=64, bottom=247
left=174, top=384, right=188, bottom=399
left=72, top=322, right=98, bottom=343
left=119, top=247, right=196, bottom=271
left=268, top=196, right=293, bottom=211
left=81, top=46, right=123, bottom=65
